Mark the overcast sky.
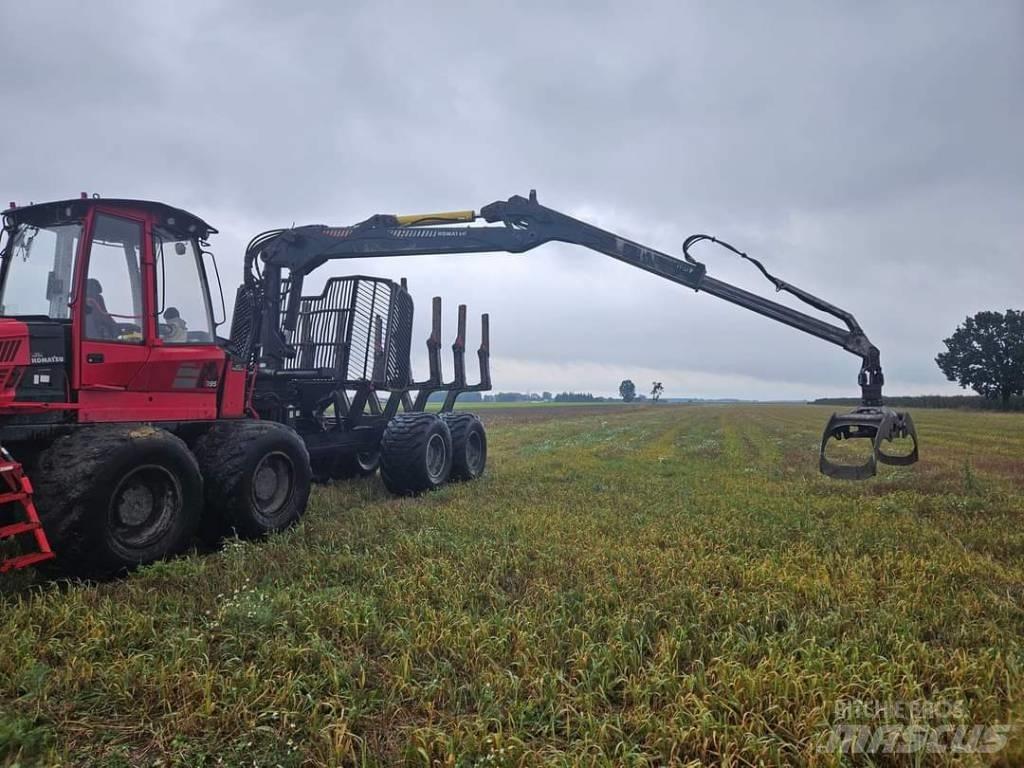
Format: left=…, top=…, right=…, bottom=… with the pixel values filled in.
left=2, top=2, right=1021, bottom=399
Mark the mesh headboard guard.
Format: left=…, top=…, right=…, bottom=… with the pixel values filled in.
left=225, top=283, right=258, bottom=363
left=279, top=275, right=413, bottom=387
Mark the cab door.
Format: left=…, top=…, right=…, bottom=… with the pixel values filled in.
left=127, top=225, right=225, bottom=421
left=77, top=210, right=149, bottom=392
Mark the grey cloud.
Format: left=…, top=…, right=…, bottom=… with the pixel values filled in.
left=2, top=1, right=1020, bottom=397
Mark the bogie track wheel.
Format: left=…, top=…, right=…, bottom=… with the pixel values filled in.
left=314, top=449, right=381, bottom=483
left=194, top=421, right=312, bottom=540
left=439, top=412, right=487, bottom=481
left=33, top=425, right=203, bottom=576
left=380, top=413, right=453, bottom=495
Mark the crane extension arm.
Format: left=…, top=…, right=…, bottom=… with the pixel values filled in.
left=245, top=191, right=918, bottom=479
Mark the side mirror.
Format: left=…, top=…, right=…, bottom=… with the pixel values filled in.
left=202, top=249, right=227, bottom=328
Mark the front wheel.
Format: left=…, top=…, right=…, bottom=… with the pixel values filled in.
left=34, top=425, right=203, bottom=576
left=380, top=413, right=452, bottom=495
left=194, top=421, right=312, bottom=539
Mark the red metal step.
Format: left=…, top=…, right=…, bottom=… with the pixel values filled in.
left=0, top=551, right=54, bottom=573
left=0, top=520, right=39, bottom=539
left=0, top=451, right=55, bottom=573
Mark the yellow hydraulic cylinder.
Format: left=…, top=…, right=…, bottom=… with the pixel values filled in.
left=394, top=210, right=476, bottom=226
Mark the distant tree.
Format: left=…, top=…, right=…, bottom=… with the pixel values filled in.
left=936, top=310, right=1024, bottom=406
left=651, top=381, right=664, bottom=402
left=494, top=391, right=531, bottom=402
left=619, top=379, right=636, bottom=402
left=542, top=391, right=553, bottom=401
left=554, top=391, right=596, bottom=402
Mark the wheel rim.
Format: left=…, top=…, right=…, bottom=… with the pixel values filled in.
left=425, top=433, right=447, bottom=482
left=109, top=464, right=182, bottom=551
left=251, top=451, right=295, bottom=522
left=466, top=429, right=484, bottom=474
left=357, top=451, right=379, bottom=472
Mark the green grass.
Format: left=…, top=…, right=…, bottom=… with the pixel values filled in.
left=2, top=404, right=1023, bottom=766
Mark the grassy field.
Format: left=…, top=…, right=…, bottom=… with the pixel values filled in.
left=2, top=404, right=1023, bottom=766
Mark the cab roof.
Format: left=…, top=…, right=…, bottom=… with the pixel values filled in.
left=3, top=198, right=217, bottom=240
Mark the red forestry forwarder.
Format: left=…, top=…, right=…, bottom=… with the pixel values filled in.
left=0, top=191, right=918, bottom=576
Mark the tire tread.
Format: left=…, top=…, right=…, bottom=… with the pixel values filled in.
left=439, top=412, right=487, bottom=481
left=33, top=424, right=201, bottom=575
left=193, top=420, right=311, bottom=539
left=380, top=412, right=452, bottom=495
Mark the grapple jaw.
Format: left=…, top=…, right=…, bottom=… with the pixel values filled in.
left=819, top=406, right=919, bottom=480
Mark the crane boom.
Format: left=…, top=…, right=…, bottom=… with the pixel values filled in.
left=241, top=190, right=918, bottom=479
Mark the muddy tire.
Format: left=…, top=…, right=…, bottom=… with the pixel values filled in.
left=34, top=425, right=202, bottom=576
left=380, top=413, right=452, bottom=495
left=439, top=412, right=487, bottom=481
left=194, top=420, right=311, bottom=540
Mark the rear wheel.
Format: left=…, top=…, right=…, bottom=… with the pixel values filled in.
left=440, top=412, right=487, bottom=481
left=34, top=425, right=202, bottom=576
left=380, top=413, right=452, bottom=495
left=349, top=449, right=381, bottom=476
left=313, top=449, right=380, bottom=482
left=194, top=421, right=311, bottom=539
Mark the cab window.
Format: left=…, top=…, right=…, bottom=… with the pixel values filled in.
left=84, top=215, right=144, bottom=343
left=153, top=228, right=214, bottom=344
left=0, top=222, right=81, bottom=319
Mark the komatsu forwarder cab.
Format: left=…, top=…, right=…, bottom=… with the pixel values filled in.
left=0, top=197, right=233, bottom=423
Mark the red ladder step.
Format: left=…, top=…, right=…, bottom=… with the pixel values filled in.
left=0, top=520, right=39, bottom=539
left=0, top=451, right=55, bottom=573
left=0, top=551, right=54, bottom=573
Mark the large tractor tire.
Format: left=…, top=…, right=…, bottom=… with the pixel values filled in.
left=193, top=420, right=311, bottom=540
left=380, top=412, right=452, bottom=495
left=440, top=412, right=487, bottom=481
left=34, top=425, right=203, bottom=576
